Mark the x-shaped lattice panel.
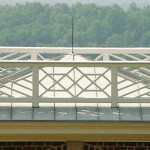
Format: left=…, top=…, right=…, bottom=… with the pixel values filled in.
left=39, top=67, right=111, bottom=98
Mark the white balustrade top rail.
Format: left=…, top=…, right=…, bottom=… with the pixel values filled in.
left=1, top=47, right=150, bottom=53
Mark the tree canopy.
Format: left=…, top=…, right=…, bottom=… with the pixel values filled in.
left=0, top=2, right=150, bottom=47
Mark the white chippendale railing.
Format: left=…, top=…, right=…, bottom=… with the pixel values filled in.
left=1, top=47, right=150, bottom=61
left=0, top=61, right=150, bottom=107
left=1, top=47, right=150, bottom=107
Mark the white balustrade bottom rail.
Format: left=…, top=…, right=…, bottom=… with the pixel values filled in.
left=0, top=60, right=150, bottom=107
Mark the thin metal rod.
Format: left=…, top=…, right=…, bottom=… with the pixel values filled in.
left=72, top=16, right=74, bottom=54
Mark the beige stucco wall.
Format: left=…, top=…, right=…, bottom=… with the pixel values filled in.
left=0, top=122, right=150, bottom=142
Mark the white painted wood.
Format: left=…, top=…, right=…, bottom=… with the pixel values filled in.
left=111, top=67, right=118, bottom=107
left=32, top=66, right=39, bottom=107
left=0, top=47, right=150, bottom=107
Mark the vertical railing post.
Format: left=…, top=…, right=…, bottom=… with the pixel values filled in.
left=32, top=65, right=39, bottom=107
left=111, top=66, right=118, bottom=107
left=103, top=53, right=109, bottom=61
left=31, top=52, right=38, bottom=60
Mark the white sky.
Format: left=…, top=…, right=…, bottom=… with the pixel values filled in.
left=0, top=0, right=150, bottom=8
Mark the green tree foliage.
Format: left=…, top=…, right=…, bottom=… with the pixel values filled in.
left=0, top=2, right=150, bottom=47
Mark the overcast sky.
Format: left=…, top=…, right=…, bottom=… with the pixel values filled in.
left=0, top=0, right=150, bottom=9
